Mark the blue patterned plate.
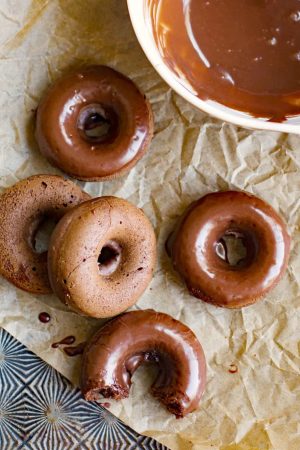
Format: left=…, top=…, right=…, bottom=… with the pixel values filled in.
left=0, top=328, right=168, bottom=449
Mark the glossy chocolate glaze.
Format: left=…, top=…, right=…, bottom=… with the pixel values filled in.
left=149, top=0, right=300, bottom=120
left=81, top=310, right=206, bottom=418
left=167, top=191, right=291, bottom=308
left=36, top=66, right=154, bottom=181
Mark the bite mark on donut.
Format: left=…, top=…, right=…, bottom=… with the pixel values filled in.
left=81, top=310, right=206, bottom=417
left=83, top=366, right=190, bottom=417
left=85, top=383, right=187, bottom=417
left=151, top=389, right=189, bottom=418
left=85, top=385, right=129, bottom=402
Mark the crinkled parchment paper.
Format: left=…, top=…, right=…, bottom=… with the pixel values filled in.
left=1, top=1, right=300, bottom=449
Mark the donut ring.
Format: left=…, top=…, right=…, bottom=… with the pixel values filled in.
left=48, top=197, right=156, bottom=318
left=167, top=191, right=291, bottom=308
left=81, top=309, right=206, bottom=418
left=35, top=66, right=154, bottom=181
left=0, top=175, right=90, bottom=294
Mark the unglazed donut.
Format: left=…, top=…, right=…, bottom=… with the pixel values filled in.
left=81, top=309, right=206, bottom=418
left=167, top=191, right=291, bottom=308
left=48, top=197, right=156, bottom=318
left=35, top=66, right=154, bottom=181
left=0, top=175, right=89, bottom=294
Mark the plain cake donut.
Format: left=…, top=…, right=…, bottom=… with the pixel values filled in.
left=81, top=309, right=206, bottom=418
left=48, top=196, right=156, bottom=318
left=167, top=191, right=291, bottom=308
left=35, top=65, right=154, bottom=181
left=0, top=175, right=90, bottom=294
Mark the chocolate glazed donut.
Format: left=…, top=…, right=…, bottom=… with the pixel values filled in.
left=167, top=191, right=291, bottom=308
left=48, top=197, right=156, bottom=318
left=35, top=66, right=154, bottom=181
left=0, top=175, right=89, bottom=294
left=81, top=309, right=206, bottom=418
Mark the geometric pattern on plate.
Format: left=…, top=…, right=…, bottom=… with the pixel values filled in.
left=0, top=328, right=168, bottom=449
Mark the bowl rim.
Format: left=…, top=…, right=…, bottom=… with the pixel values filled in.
left=127, top=0, right=300, bottom=135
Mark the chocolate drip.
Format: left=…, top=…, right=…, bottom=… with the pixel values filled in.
left=38, top=312, right=51, bottom=323
left=63, top=342, right=86, bottom=357
left=52, top=335, right=75, bottom=348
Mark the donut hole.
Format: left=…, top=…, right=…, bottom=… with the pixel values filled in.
left=32, top=217, right=58, bottom=254
left=98, top=240, right=122, bottom=276
left=77, top=103, right=119, bottom=144
left=215, top=230, right=256, bottom=268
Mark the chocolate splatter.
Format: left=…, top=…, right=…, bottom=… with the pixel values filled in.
left=52, top=336, right=75, bottom=348
left=39, top=312, right=51, bottom=323
left=228, top=364, right=238, bottom=374
left=63, top=342, right=86, bottom=357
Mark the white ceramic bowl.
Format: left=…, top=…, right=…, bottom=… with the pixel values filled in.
left=127, top=0, right=300, bottom=134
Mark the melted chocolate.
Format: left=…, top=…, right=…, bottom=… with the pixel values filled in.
left=100, top=402, right=111, bottom=408
left=52, top=335, right=75, bottom=348
left=38, top=312, right=51, bottom=323
left=64, top=342, right=86, bottom=357
left=81, top=309, right=206, bottom=418
left=229, top=364, right=238, bottom=374
left=149, top=0, right=300, bottom=120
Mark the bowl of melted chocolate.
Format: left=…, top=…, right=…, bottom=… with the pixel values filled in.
left=128, top=0, right=300, bottom=133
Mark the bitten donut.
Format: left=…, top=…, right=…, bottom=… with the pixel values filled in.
left=167, top=191, right=291, bottom=308
left=48, top=197, right=156, bottom=318
left=81, top=309, right=206, bottom=418
left=35, top=66, right=154, bottom=181
left=0, top=175, right=90, bottom=294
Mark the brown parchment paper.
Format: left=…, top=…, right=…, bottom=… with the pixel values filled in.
left=1, top=1, right=300, bottom=449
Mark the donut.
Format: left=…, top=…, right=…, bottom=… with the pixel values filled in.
left=81, top=309, right=206, bottom=418
left=166, top=191, right=291, bottom=308
left=35, top=66, right=154, bottom=181
left=0, top=175, right=90, bottom=294
left=48, top=197, right=156, bottom=318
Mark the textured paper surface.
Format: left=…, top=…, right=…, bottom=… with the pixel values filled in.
left=1, top=1, right=300, bottom=449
